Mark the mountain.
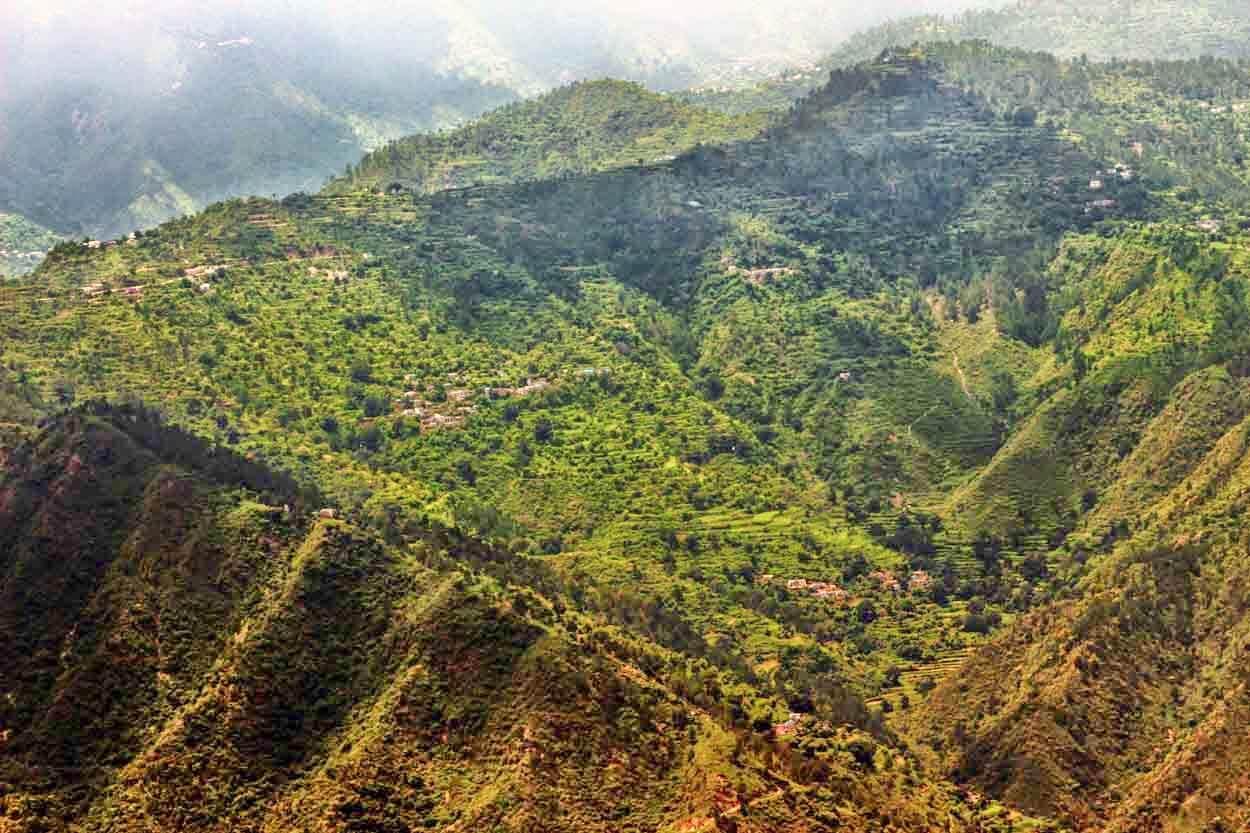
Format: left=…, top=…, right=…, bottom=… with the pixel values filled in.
left=0, top=402, right=1042, bottom=832
left=690, top=0, right=1250, bottom=113
left=1, top=45, right=1100, bottom=716
left=7, top=38, right=1250, bottom=831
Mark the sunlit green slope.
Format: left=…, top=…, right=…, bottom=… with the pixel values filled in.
left=0, top=403, right=1054, bottom=832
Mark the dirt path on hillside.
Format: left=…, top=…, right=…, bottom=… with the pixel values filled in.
left=952, top=353, right=973, bottom=401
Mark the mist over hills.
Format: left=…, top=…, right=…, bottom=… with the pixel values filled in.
left=0, top=0, right=1005, bottom=254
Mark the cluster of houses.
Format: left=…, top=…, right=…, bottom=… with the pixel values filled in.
left=871, top=569, right=934, bottom=593
left=1078, top=166, right=1137, bottom=214
left=310, top=266, right=351, bottom=283
left=394, top=373, right=555, bottom=433
left=756, top=568, right=933, bottom=600
left=395, top=387, right=477, bottom=432
left=772, top=712, right=809, bottom=738
left=1194, top=100, right=1250, bottom=115
left=185, top=263, right=229, bottom=292
left=489, top=378, right=552, bottom=398
left=756, top=574, right=848, bottom=601
left=1089, top=165, right=1135, bottom=192
left=1085, top=198, right=1118, bottom=215
left=719, top=254, right=797, bottom=287
left=81, top=282, right=142, bottom=299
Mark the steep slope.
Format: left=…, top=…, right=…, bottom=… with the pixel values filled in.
left=911, top=415, right=1250, bottom=831
left=948, top=230, right=1250, bottom=538
left=1, top=48, right=1073, bottom=711
left=0, top=404, right=1045, bottom=832
left=7, top=43, right=1250, bottom=827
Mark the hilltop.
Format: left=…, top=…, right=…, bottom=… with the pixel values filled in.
left=0, top=0, right=879, bottom=243
left=332, top=80, right=770, bottom=195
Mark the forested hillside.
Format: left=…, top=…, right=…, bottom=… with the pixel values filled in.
left=0, top=403, right=1052, bottom=832
left=6, top=38, right=1250, bottom=833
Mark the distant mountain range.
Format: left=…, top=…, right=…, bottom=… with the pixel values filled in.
left=0, top=0, right=895, bottom=250
left=690, top=0, right=1250, bottom=112
left=9, top=0, right=1250, bottom=264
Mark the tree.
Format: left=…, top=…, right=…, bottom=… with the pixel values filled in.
left=350, top=359, right=374, bottom=383
left=1072, top=347, right=1088, bottom=381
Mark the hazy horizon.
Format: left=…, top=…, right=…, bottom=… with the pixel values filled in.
left=1, top=0, right=1014, bottom=97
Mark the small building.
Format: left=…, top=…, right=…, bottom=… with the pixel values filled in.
left=869, top=570, right=902, bottom=593
left=811, top=583, right=848, bottom=603
left=318, top=508, right=337, bottom=519
left=1196, top=219, right=1223, bottom=233
left=1085, top=199, right=1118, bottom=214
left=1088, top=179, right=1104, bottom=191
left=773, top=712, right=807, bottom=738
left=786, top=578, right=809, bottom=592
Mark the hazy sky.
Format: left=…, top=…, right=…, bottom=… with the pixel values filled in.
left=1, top=0, right=1013, bottom=95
